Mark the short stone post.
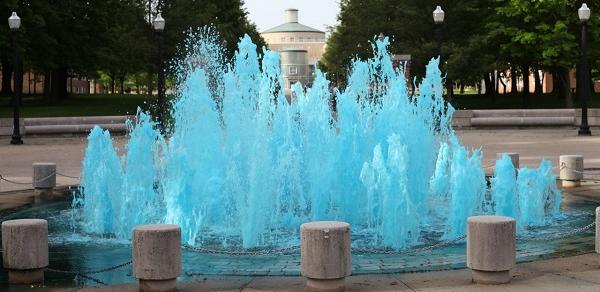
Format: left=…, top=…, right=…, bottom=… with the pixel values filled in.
left=596, top=207, right=600, bottom=253
left=133, top=224, right=181, bottom=292
left=467, top=216, right=515, bottom=284
left=496, top=152, right=519, bottom=169
left=33, top=162, right=56, bottom=197
left=301, top=221, right=351, bottom=292
left=2, top=219, right=49, bottom=284
left=559, top=155, right=584, bottom=188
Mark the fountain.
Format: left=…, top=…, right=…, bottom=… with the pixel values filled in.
left=72, top=31, right=562, bottom=251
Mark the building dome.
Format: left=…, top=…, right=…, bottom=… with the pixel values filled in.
left=260, top=9, right=327, bottom=96
left=262, top=9, right=324, bottom=34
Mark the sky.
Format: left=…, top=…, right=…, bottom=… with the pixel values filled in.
left=243, top=0, right=340, bottom=34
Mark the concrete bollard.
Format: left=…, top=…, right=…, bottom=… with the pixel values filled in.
left=2, top=219, right=48, bottom=284
left=300, top=221, right=351, bottom=292
left=596, top=207, right=600, bottom=254
left=133, top=224, right=181, bottom=292
left=496, top=152, right=519, bottom=169
left=467, top=216, right=515, bottom=284
left=559, top=155, right=584, bottom=188
left=32, top=162, right=56, bottom=197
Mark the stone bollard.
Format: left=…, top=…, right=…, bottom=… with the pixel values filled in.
left=2, top=219, right=49, bottom=284
left=300, top=221, right=351, bottom=292
left=133, top=224, right=181, bottom=292
left=32, top=162, right=56, bottom=197
left=559, top=155, right=584, bottom=188
left=596, top=207, right=600, bottom=254
left=496, top=152, right=519, bottom=169
left=467, top=216, right=515, bottom=284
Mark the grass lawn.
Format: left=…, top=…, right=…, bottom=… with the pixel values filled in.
left=450, top=92, right=600, bottom=110
left=0, top=94, right=150, bottom=118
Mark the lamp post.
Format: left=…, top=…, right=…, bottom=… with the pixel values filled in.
left=8, top=12, right=23, bottom=145
left=153, top=13, right=166, bottom=133
left=433, top=6, right=444, bottom=58
left=578, top=3, right=592, bottom=136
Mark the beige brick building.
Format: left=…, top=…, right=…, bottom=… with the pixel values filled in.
left=261, top=9, right=326, bottom=94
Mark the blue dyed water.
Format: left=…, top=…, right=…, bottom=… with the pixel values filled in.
left=73, top=32, right=561, bottom=250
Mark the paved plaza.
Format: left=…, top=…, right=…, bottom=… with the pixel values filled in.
left=11, top=254, right=600, bottom=291
left=1, top=127, right=600, bottom=291
left=1, top=128, right=600, bottom=193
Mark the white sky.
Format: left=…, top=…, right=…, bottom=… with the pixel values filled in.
left=243, top=0, right=340, bottom=35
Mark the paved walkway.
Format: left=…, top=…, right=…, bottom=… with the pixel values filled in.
left=17, top=253, right=600, bottom=291
left=1, top=129, right=600, bottom=291
left=1, top=128, right=599, bottom=193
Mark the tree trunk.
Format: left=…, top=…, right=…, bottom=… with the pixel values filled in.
left=27, top=72, right=31, bottom=94
left=1, top=58, right=13, bottom=96
left=70, top=77, right=73, bottom=94
left=510, top=67, right=518, bottom=94
left=522, top=64, right=530, bottom=108
left=558, top=67, right=573, bottom=108
left=120, top=76, right=125, bottom=94
left=33, top=73, right=37, bottom=95
left=534, top=68, right=543, bottom=94
left=460, top=83, right=465, bottom=94
left=551, top=68, right=559, bottom=95
left=483, top=73, right=493, bottom=96
left=445, top=79, right=454, bottom=100
left=110, top=75, right=115, bottom=94
left=43, top=70, right=51, bottom=100
left=47, top=67, right=68, bottom=103
left=498, top=72, right=507, bottom=94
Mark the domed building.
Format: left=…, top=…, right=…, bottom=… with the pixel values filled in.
left=261, top=9, right=326, bottom=95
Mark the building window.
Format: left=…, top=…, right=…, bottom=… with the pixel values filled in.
left=307, top=37, right=312, bottom=42
left=289, top=66, right=298, bottom=75
left=281, top=37, right=285, bottom=42
left=290, top=37, right=295, bottom=42
left=299, top=37, right=304, bottom=42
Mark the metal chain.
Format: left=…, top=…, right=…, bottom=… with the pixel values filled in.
left=0, top=171, right=80, bottom=186
left=56, top=172, right=80, bottom=179
left=0, top=172, right=55, bottom=185
left=183, top=244, right=300, bottom=256
left=0, top=174, right=36, bottom=185
left=45, top=260, right=132, bottom=275
left=559, top=164, right=600, bottom=177
left=517, top=221, right=595, bottom=242
left=351, top=235, right=466, bottom=255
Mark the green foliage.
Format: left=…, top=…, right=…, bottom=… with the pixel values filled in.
left=0, top=0, right=264, bottom=102
left=322, top=0, right=600, bottom=94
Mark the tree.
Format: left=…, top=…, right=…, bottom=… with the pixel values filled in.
left=487, top=0, right=599, bottom=107
left=320, top=0, right=492, bottom=97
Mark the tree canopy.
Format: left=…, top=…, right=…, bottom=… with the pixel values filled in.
left=320, top=0, right=600, bottom=104
left=0, top=0, right=264, bottom=102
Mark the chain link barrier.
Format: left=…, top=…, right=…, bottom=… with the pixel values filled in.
left=182, top=218, right=595, bottom=256
left=517, top=221, right=595, bottom=242
left=45, top=260, right=132, bottom=275
left=45, top=260, right=132, bottom=289
left=0, top=171, right=80, bottom=186
left=352, top=235, right=467, bottom=255
left=56, top=172, right=81, bottom=179
left=183, top=244, right=300, bottom=256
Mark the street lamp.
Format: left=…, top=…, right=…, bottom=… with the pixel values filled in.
left=577, top=3, right=592, bottom=136
left=433, top=6, right=444, bottom=59
left=8, top=12, right=23, bottom=145
left=153, top=13, right=166, bottom=133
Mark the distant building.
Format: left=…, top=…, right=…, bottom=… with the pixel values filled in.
left=261, top=9, right=326, bottom=95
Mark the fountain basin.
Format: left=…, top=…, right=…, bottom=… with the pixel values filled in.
left=0, top=190, right=595, bottom=288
